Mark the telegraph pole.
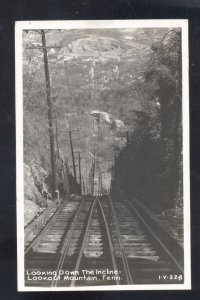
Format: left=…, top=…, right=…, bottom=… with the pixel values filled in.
left=41, top=30, right=58, bottom=196
left=26, top=30, right=61, bottom=197
left=61, top=128, right=80, bottom=185
left=78, top=151, right=82, bottom=195
left=82, top=178, right=84, bottom=195
left=55, top=111, right=60, bottom=158
left=74, top=150, right=85, bottom=195
left=69, top=130, right=77, bottom=182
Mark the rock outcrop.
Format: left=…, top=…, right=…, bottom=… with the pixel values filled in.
left=24, top=162, right=50, bottom=226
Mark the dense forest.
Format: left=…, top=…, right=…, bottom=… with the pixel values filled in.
left=112, top=29, right=182, bottom=213
left=23, top=28, right=182, bottom=225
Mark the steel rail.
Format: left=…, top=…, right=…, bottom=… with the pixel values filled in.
left=70, top=197, right=97, bottom=287
left=97, top=198, right=120, bottom=285
left=126, top=199, right=184, bottom=274
left=25, top=200, right=67, bottom=255
left=51, top=195, right=88, bottom=287
left=107, top=195, right=133, bottom=285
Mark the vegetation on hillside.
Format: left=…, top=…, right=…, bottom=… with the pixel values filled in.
left=113, top=29, right=182, bottom=213
left=23, top=28, right=182, bottom=220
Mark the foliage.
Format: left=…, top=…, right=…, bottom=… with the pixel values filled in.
left=113, top=29, right=183, bottom=212
left=23, top=29, right=182, bottom=213
left=23, top=29, right=160, bottom=198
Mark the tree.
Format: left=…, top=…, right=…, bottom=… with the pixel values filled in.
left=113, top=29, right=182, bottom=212
left=145, top=29, right=182, bottom=208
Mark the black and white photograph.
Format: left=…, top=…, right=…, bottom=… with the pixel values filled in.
left=16, top=20, right=190, bottom=291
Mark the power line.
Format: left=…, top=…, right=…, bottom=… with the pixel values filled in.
left=26, top=29, right=62, bottom=198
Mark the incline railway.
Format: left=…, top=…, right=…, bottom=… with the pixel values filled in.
left=25, top=195, right=184, bottom=287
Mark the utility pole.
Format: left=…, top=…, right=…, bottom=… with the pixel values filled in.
left=41, top=30, right=58, bottom=196
left=26, top=30, right=62, bottom=198
left=74, top=150, right=85, bottom=195
left=61, top=126, right=79, bottom=185
left=55, top=111, right=60, bottom=158
left=82, top=177, right=85, bottom=195
left=69, top=130, right=77, bottom=183
left=63, top=159, right=70, bottom=199
left=78, top=151, right=82, bottom=195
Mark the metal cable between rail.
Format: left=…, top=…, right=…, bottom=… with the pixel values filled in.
left=70, top=197, right=97, bottom=287
left=107, top=195, right=133, bottom=285
left=51, top=195, right=87, bottom=287
left=97, top=198, right=120, bottom=285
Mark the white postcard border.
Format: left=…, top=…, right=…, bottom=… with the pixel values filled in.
left=16, top=19, right=190, bottom=291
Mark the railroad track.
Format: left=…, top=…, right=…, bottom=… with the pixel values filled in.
left=25, top=195, right=183, bottom=287
left=106, top=195, right=184, bottom=284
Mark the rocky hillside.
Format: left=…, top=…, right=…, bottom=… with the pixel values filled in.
left=23, top=28, right=171, bottom=219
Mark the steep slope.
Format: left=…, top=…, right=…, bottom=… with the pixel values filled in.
left=23, top=28, right=167, bottom=193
